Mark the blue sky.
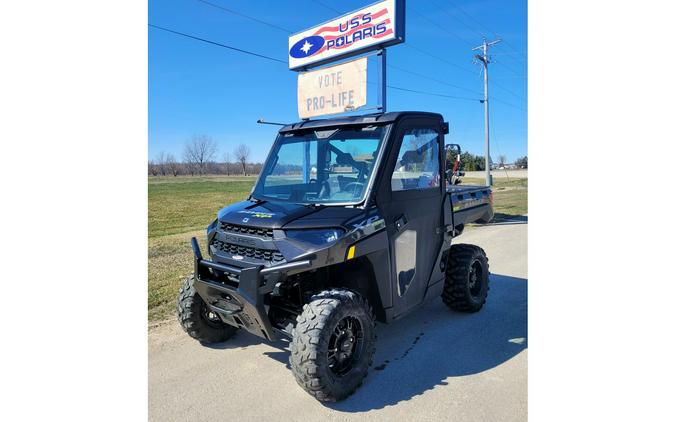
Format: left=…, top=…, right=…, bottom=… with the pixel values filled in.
left=149, top=0, right=527, bottom=163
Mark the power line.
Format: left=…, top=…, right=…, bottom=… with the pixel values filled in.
left=148, top=24, right=288, bottom=64
left=491, top=97, right=527, bottom=112
left=194, top=1, right=482, bottom=97
left=492, top=75, right=528, bottom=80
left=428, top=0, right=485, bottom=40
left=198, top=0, right=478, bottom=79
left=201, top=0, right=525, bottom=108
left=445, top=1, right=499, bottom=38
left=408, top=4, right=526, bottom=79
left=313, top=0, right=342, bottom=15
left=386, top=84, right=479, bottom=102
left=156, top=4, right=527, bottom=111
left=491, top=54, right=528, bottom=67
left=495, top=40, right=526, bottom=66
left=429, top=0, right=527, bottom=74
left=409, top=7, right=474, bottom=47
left=149, top=24, right=482, bottom=104
left=388, top=63, right=483, bottom=96
left=492, top=59, right=527, bottom=78
left=313, top=3, right=528, bottom=111
left=445, top=0, right=527, bottom=64
left=403, top=44, right=477, bottom=75
left=194, top=0, right=293, bottom=34
left=491, top=80, right=526, bottom=102
left=493, top=52, right=528, bottom=57
left=311, top=1, right=478, bottom=75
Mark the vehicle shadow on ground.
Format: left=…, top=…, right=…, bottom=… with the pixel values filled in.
left=202, top=332, right=289, bottom=352
left=209, top=273, right=527, bottom=411
left=485, top=214, right=528, bottom=225
left=203, top=337, right=287, bottom=353
left=326, top=273, right=528, bottom=412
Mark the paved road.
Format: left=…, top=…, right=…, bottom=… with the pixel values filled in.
left=464, top=169, right=527, bottom=179
left=149, top=220, right=528, bottom=421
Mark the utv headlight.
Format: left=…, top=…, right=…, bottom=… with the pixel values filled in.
left=284, top=228, right=345, bottom=246
left=207, top=219, right=219, bottom=236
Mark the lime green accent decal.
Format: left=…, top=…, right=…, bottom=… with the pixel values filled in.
left=238, top=210, right=274, bottom=218
left=372, top=219, right=385, bottom=230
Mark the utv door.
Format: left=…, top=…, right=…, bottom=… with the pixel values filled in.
left=378, top=118, right=445, bottom=317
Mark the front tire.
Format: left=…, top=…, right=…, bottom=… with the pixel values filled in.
left=442, top=244, right=490, bottom=312
left=290, top=289, right=376, bottom=402
left=177, top=275, right=238, bottom=344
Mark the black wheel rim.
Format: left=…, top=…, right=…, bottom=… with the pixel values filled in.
left=201, top=303, right=226, bottom=329
left=327, top=316, right=364, bottom=376
left=468, top=260, right=484, bottom=298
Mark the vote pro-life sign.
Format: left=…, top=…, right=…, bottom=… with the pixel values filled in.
left=289, top=0, right=405, bottom=118
left=297, top=58, right=367, bottom=119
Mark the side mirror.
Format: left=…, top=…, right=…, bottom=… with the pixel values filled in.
left=445, top=144, right=462, bottom=171
left=445, top=144, right=463, bottom=185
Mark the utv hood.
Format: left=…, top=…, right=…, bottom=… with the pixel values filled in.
left=216, top=199, right=369, bottom=230
left=217, top=200, right=319, bottom=229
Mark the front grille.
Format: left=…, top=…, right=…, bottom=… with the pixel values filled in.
left=220, top=223, right=273, bottom=239
left=211, top=239, right=284, bottom=263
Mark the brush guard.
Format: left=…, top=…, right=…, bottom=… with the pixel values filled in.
left=190, top=237, right=311, bottom=341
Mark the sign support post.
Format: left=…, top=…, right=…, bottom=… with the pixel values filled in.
left=379, top=49, right=387, bottom=113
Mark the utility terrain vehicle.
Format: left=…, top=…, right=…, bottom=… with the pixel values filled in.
left=177, top=111, right=493, bottom=401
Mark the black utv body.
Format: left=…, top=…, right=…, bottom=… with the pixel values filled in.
left=177, top=111, right=493, bottom=401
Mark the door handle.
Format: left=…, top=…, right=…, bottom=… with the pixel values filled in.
left=394, top=215, right=408, bottom=232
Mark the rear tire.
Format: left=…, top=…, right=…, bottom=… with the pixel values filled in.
left=177, top=275, right=238, bottom=344
left=442, top=244, right=490, bottom=312
left=290, top=289, right=376, bottom=402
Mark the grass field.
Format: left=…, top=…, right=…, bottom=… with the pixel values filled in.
left=463, top=177, right=528, bottom=219
left=148, top=175, right=527, bottom=321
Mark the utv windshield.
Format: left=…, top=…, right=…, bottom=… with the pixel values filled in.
left=253, top=125, right=388, bottom=204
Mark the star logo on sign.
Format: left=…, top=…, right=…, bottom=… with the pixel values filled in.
left=300, top=40, right=313, bottom=55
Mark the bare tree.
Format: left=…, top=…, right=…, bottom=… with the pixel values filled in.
left=498, top=154, right=507, bottom=168
left=166, top=153, right=180, bottom=177
left=156, top=151, right=168, bottom=176
left=234, top=144, right=251, bottom=176
left=183, top=135, right=218, bottom=176
left=223, top=152, right=231, bottom=176
left=148, top=160, right=159, bottom=176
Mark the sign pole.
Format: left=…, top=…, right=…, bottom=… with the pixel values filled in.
left=379, top=49, right=387, bottom=113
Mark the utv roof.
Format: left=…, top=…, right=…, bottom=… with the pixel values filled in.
left=279, top=111, right=444, bottom=133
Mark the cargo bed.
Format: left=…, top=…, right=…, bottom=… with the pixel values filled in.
left=445, top=184, right=493, bottom=228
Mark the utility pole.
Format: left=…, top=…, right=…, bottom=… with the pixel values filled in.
left=473, top=38, right=501, bottom=186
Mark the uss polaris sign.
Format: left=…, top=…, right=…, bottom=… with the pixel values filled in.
left=288, top=0, right=405, bottom=71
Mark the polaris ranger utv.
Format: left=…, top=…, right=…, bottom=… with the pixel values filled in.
left=177, top=111, right=493, bottom=401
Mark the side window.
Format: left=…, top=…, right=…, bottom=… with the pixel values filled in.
left=390, top=128, right=440, bottom=191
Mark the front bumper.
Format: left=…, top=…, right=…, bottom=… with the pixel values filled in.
left=190, top=237, right=311, bottom=341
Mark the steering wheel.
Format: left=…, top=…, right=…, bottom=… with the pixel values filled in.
left=343, top=182, right=365, bottom=196
left=307, top=178, right=332, bottom=199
